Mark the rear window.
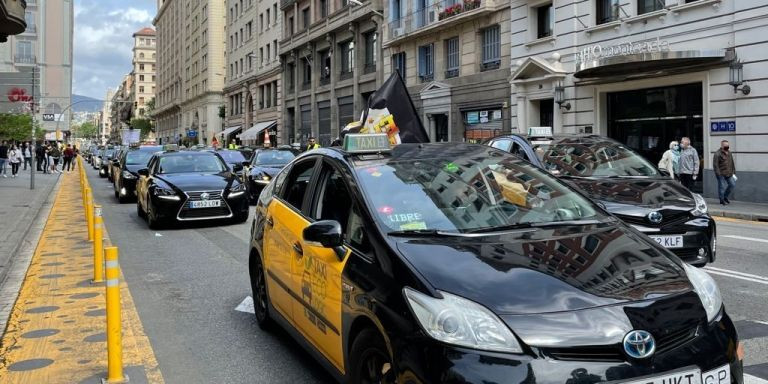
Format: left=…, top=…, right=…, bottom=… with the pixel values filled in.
left=255, top=150, right=295, bottom=165
left=217, top=150, right=247, bottom=164
left=125, top=150, right=155, bottom=165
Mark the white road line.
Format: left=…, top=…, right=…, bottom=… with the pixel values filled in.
left=722, top=235, right=768, bottom=244
left=706, top=267, right=768, bottom=282
left=705, top=270, right=768, bottom=286
left=746, top=374, right=768, bottom=384
left=235, top=296, right=255, bottom=314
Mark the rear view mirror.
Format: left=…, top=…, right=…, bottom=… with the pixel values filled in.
left=137, top=168, right=149, bottom=177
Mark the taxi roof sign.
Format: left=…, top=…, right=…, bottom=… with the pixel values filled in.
left=528, top=126, right=553, bottom=137
left=343, top=133, right=391, bottom=154
left=163, top=144, right=179, bottom=152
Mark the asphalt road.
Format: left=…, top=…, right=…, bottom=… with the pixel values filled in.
left=84, top=166, right=768, bottom=383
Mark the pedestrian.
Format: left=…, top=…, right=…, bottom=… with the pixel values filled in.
left=677, top=137, right=699, bottom=190
left=49, top=144, right=61, bottom=173
left=22, top=142, right=32, bottom=170
left=305, top=137, right=320, bottom=152
left=658, top=140, right=680, bottom=179
left=0, top=140, right=8, bottom=178
left=35, top=142, right=45, bottom=172
left=62, top=144, right=74, bottom=173
left=8, top=144, right=23, bottom=178
left=713, top=139, right=736, bottom=205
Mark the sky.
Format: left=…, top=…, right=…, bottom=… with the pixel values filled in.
left=73, top=0, right=157, bottom=100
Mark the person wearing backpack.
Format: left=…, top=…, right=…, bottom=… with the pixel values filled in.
left=49, top=144, right=61, bottom=173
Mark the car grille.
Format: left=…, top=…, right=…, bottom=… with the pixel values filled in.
left=178, top=190, right=231, bottom=220
left=543, top=326, right=698, bottom=362
left=617, top=210, right=691, bottom=228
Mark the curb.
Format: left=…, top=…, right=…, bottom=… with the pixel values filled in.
left=0, top=174, right=62, bottom=336
left=709, top=210, right=768, bottom=223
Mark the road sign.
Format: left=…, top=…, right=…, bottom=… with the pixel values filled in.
left=42, top=113, right=55, bottom=121
left=187, top=130, right=197, bottom=138
left=710, top=121, right=736, bottom=132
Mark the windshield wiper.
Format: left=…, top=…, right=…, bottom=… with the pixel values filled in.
left=464, top=222, right=538, bottom=234
left=386, top=229, right=462, bottom=237
left=466, top=219, right=605, bottom=234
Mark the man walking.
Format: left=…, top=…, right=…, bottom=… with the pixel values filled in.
left=22, top=142, right=32, bottom=170
left=35, top=142, right=45, bottom=172
left=677, top=137, right=700, bottom=190
left=62, top=144, right=74, bottom=173
left=713, top=140, right=736, bottom=205
left=0, top=140, right=8, bottom=178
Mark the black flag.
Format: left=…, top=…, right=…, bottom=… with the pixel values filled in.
left=343, top=71, right=430, bottom=144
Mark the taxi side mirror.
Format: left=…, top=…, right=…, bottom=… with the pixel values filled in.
left=241, top=161, right=251, bottom=167
left=232, top=163, right=244, bottom=172
left=137, top=168, right=149, bottom=177
left=304, top=220, right=347, bottom=261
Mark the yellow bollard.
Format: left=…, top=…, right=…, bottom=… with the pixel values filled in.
left=104, top=247, right=126, bottom=383
left=92, top=204, right=104, bottom=284
left=86, top=188, right=94, bottom=242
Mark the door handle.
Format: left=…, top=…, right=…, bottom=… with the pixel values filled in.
left=266, top=216, right=274, bottom=227
left=292, top=242, right=303, bottom=257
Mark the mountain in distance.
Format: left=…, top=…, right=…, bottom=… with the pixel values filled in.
left=71, top=94, right=103, bottom=113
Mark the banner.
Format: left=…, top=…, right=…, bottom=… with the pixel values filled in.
left=343, top=71, right=430, bottom=144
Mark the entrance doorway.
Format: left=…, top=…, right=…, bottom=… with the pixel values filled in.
left=607, top=82, right=704, bottom=192
left=433, top=114, right=448, bottom=142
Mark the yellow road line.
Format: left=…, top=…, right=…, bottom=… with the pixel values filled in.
left=0, top=171, right=164, bottom=383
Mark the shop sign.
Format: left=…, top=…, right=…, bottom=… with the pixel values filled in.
left=576, top=37, right=670, bottom=64
left=467, top=111, right=479, bottom=124
left=710, top=121, right=736, bottom=133
left=187, top=130, right=197, bottom=138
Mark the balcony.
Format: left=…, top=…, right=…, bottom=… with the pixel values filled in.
left=386, top=0, right=502, bottom=46
left=14, top=54, right=36, bottom=64
left=23, top=25, right=36, bottom=34
left=319, top=76, right=331, bottom=86
left=280, top=0, right=295, bottom=10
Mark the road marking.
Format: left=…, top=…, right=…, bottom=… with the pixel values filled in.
left=235, top=296, right=255, bottom=314
left=722, top=235, right=768, bottom=244
left=705, top=267, right=768, bottom=286
left=746, top=374, right=768, bottom=384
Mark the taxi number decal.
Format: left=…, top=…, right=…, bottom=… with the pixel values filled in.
left=301, top=255, right=328, bottom=334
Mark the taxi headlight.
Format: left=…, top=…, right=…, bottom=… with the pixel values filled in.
left=255, top=174, right=271, bottom=184
left=229, top=183, right=246, bottom=197
left=692, top=193, right=708, bottom=216
left=122, top=170, right=136, bottom=179
left=403, top=287, right=523, bottom=353
left=684, top=263, right=722, bottom=323
left=154, top=187, right=180, bottom=200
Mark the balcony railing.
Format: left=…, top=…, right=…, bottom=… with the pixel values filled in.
left=319, top=76, right=331, bottom=86
left=301, top=82, right=311, bottom=91
left=388, top=0, right=485, bottom=42
left=339, top=71, right=353, bottom=81
left=364, top=63, right=376, bottom=74
left=14, top=55, right=36, bottom=64
left=24, top=25, right=36, bottom=34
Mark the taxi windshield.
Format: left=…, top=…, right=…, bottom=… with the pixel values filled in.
left=355, top=152, right=599, bottom=233
left=533, top=139, right=659, bottom=177
left=158, top=154, right=227, bottom=174
left=125, top=150, right=155, bottom=165
left=255, top=150, right=295, bottom=165
left=217, top=150, right=247, bottom=164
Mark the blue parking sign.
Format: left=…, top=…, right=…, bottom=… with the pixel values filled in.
left=710, top=122, right=719, bottom=132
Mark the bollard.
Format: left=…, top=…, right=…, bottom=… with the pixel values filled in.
left=92, top=205, right=104, bottom=284
left=103, top=247, right=126, bottom=383
left=86, top=188, right=94, bottom=242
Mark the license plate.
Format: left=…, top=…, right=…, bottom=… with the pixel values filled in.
left=623, top=364, right=729, bottom=384
left=650, top=235, right=683, bottom=248
left=190, top=200, right=221, bottom=209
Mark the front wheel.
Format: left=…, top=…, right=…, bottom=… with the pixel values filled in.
left=250, top=253, right=273, bottom=329
left=349, top=329, right=394, bottom=384
left=147, top=203, right=164, bottom=230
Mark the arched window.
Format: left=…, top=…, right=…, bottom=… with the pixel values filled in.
left=45, top=103, right=62, bottom=114
left=140, top=53, right=145, bottom=59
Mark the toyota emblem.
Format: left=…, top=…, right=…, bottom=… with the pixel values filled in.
left=647, top=211, right=663, bottom=224
left=200, top=192, right=210, bottom=201
left=623, top=330, right=656, bottom=359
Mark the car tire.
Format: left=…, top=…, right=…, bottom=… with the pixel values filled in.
left=137, top=199, right=146, bottom=219
left=349, top=328, right=394, bottom=384
left=114, top=189, right=119, bottom=199
left=117, top=193, right=129, bottom=204
left=250, top=252, right=273, bottom=330
left=147, top=204, right=163, bottom=230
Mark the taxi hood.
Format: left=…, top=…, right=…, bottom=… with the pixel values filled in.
left=155, top=172, right=235, bottom=191
left=393, top=224, right=692, bottom=315
left=563, top=177, right=695, bottom=209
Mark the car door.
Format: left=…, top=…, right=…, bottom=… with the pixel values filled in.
left=291, top=159, right=355, bottom=373
left=137, top=156, right=156, bottom=210
left=263, top=157, right=320, bottom=324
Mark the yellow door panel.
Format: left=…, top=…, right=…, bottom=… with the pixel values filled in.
left=263, top=201, right=296, bottom=320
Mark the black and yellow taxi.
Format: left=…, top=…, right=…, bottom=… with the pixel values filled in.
left=112, top=144, right=162, bottom=203
left=136, top=145, right=249, bottom=229
left=248, top=134, right=741, bottom=384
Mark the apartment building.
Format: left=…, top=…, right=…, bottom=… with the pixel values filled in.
left=101, top=88, right=114, bottom=143
left=509, top=0, right=768, bottom=202
left=111, top=74, right=133, bottom=142
left=381, top=0, right=511, bottom=143
left=279, top=0, right=385, bottom=146
left=0, top=0, right=73, bottom=140
left=223, top=0, right=282, bottom=146
left=131, top=27, right=156, bottom=120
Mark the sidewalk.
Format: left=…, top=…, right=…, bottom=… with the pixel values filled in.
left=0, top=170, right=163, bottom=383
left=706, top=198, right=768, bottom=222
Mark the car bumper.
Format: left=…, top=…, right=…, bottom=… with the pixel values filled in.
left=635, top=216, right=716, bottom=266
left=393, top=311, right=742, bottom=384
left=151, top=192, right=249, bottom=221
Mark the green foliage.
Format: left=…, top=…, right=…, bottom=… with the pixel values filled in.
left=0, top=113, right=36, bottom=141
left=130, top=118, right=153, bottom=140
left=146, top=97, right=155, bottom=117
left=218, top=105, right=226, bottom=119
left=72, top=121, right=99, bottom=139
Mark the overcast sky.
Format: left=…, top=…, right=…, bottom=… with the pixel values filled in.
left=73, top=0, right=156, bottom=99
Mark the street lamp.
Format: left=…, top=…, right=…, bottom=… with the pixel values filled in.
left=554, top=82, right=571, bottom=111
left=729, top=60, right=751, bottom=95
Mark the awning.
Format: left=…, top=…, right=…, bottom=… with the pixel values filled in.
left=220, top=125, right=242, bottom=137
left=574, top=49, right=734, bottom=79
left=239, top=121, right=276, bottom=140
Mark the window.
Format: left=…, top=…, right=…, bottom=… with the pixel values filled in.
left=597, top=0, right=619, bottom=24
left=24, top=11, right=35, bottom=31
left=140, top=64, right=145, bottom=71
left=267, top=9, right=270, bottom=26
left=247, top=21, right=252, bottom=39
left=272, top=81, right=278, bottom=107
left=139, top=86, right=145, bottom=93
left=140, top=52, right=145, bottom=59
left=139, top=108, right=145, bottom=116
left=302, top=8, right=310, bottom=30
left=281, top=159, right=317, bottom=210
left=319, top=49, right=331, bottom=84
left=312, top=165, right=354, bottom=236
left=418, top=44, right=433, bottom=82
left=260, top=14, right=264, bottom=31
left=287, top=62, right=295, bottom=91
left=266, top=44, right=271, bottom=62
left=340, top=40, right=355, bottom=76
left=490, top=139, right=512, bottom=152
left=139, top=75, right=145, bottom=81
left=638, top=0, right=664, bottom=14
left=392, top=52, right=406, bottom=82
left=481, top=25, right=500, bottom=70
left=319, top=0, right=328, bottom=18
left=274, top=40, right=278, bottom=59
left=273, top=5, right=278, bottom=24
left=288, top=16, right=294, bottom=35
left=259, top=85, right=265, bottom=108
left=303, top=59, right=312, bottom=86
left=260, top=47, right=264, bottom=65
left=364, top=31, right=377, bottom=73
left=536, top=3, right=553, bottom=38
left=266, top=83, right=272, bottom=108
left=445, top=37, right=459, bottom=78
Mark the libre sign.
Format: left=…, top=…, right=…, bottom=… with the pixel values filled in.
left=576, top=37, right=671, bottom=64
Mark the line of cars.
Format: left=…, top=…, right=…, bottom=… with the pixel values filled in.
left=244, top=133, right=741, bottom=384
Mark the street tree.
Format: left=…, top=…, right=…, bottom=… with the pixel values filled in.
left=0, top=113, right=45, bottom=142
left=130, top=118, right=153, bottom=140
left=72, top=121, right=99, bottom=139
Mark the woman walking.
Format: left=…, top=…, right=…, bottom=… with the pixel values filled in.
left=658, top=140, right=680, bottom=179
left=9, top=144, right=24, bottom=178
left=62, top=144, right=74, bottom=173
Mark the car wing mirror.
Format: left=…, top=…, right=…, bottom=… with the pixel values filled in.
left=137, top=168, right=149, bottom=177
left=241, top=161, right=251, bottom=167
left=232, top=163, right=244, bottom=172
left=303, top=220, right=347, bottom=261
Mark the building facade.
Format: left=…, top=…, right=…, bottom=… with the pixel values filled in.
left=110, top=74, right=133, bottom=142
left=223, top=0, right=282, bottom=147
left=154, top=0, right=183, bottom=144
left=279, top=0, right=385, bottom=147
left=131, top=27, right=156, bottom=120
left=509, top=0, right=768, bottom=203
left=381, top=0, right=512, bottom=143
left=101, top=88, right=114, bottom=143
left=0, top=0, right=73, bottom=140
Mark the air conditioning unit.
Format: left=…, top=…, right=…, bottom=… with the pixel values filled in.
left=391, top=28, right=404, bottom=38
left=428, top=10, right=436, bottom=23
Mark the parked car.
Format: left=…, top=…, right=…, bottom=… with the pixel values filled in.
left=243, top=147, right=295, bottom=203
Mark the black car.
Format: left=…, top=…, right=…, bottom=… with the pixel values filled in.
left=106, top=146, right=125, bottom=182
left=112, top=145, right=162, bottom=203
left=487, top=134, right=716, bottom=266
left=135, top=149, right=249, bottom=229
left=95, top=147, right=115, bottom=173
left=248, top=136, right=741, bottom=384
left=243, top=147, right=295, bottom=203
left=207, top=148, right=253, bottom=180
left=86, top=145, right=100, bottom=163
